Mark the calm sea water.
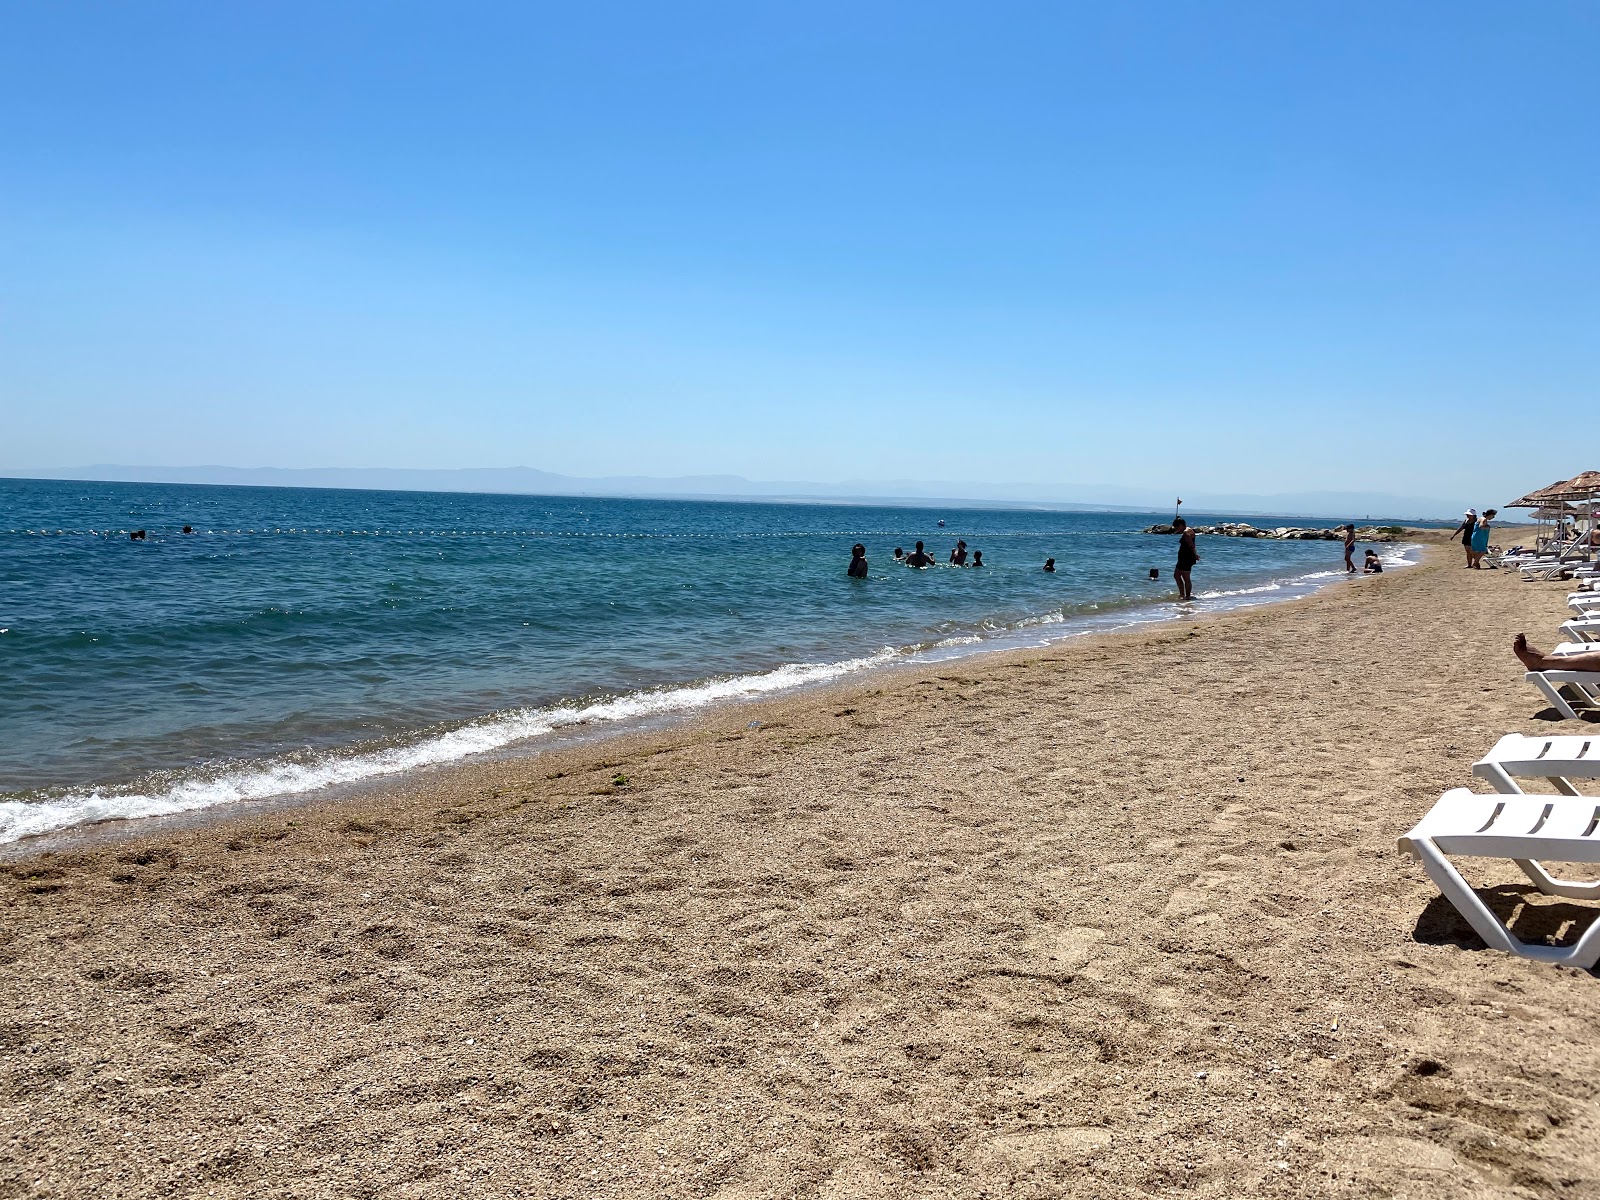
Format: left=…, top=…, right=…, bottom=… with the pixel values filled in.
left=0, top=477, right=1409, bottom=842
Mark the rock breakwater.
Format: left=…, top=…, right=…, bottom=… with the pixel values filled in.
left=1142, top=522, right=1405, bottom=541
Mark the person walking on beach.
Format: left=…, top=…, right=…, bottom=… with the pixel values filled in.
left=847, top=543, right=869, bottom=579
left=1343, top=523, right=1358, bottom=573
left=949, top=539, right=968, bottom=565
left=1173, top=517, right=1198, bottom=601
left=1469, top=509, right=1495, bottom=568
left=1449, top=510, right=1477, bottom=567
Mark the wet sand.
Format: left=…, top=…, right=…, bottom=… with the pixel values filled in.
left=4, top=543, right=1598, bottom=1199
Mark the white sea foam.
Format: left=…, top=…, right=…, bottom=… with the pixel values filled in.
left=0, top=648, right=900, bottom=844
left=2, top=543, right=1426, bottom=847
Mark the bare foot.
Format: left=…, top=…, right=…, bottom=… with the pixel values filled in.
left=1514, top=633, right=1546, bottom=671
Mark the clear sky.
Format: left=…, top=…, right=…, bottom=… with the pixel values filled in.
left=2, top=2, right=1594, bottom=502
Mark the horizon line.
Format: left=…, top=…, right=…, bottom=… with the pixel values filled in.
left=2, top=466, right=1467, bottom=523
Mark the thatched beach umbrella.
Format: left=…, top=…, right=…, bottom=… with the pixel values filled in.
left=1506, top=481, right=1573, bottom=547
left=1506, top=480, right=1575, bottom=508
left=1548, top=470, right=1600, bottom=501
left=1536, top=472, right=1600, bottom=552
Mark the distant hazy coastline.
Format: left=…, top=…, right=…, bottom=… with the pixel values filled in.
left=3, top=464, right=1470, bottom=521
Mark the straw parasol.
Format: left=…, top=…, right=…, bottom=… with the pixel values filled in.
left=1546, top=470, right=1600, bottom=501
left=1508, top=479, right=1583, bottom=508
left=1510, top=483, right=1574, bottom=508
left=1519, top=472, right=1600, bottom=553
left=1504, top=477, right=1595, bottom=551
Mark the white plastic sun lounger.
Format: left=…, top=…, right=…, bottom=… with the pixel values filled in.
left=1400, top=788, right=1600, bottom=967
left=1568, top=595, right=1600, bottom=616
left=1549, top=643, right=1600, bottom=657
left=1524, top=560, right=1591, bottom=582
left=1526, top=667, right=1600, bottom=720
left=1559, top=619, right=1600, bottom=644
left=1472, top=733, right=1600, bottom=796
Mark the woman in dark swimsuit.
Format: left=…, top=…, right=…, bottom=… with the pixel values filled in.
left=1448, top=510, right=1477, bottom=568
left=1173, top=517, right=1198, bottom=601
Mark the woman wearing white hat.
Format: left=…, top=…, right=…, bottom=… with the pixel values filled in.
left=1448, top=509, right=1478, bottom=568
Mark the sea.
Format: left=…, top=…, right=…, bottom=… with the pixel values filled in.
left=0, top=477, right=1418, bottom=846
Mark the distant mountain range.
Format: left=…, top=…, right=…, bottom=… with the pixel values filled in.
left=4, top=464, right=1469, bottom=521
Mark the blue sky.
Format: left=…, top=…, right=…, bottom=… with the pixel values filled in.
left=1, top=2, right=1594, bottom=502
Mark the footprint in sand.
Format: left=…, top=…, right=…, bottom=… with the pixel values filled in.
left=1161, top=872, right=1237, bottom=923
left=1024, top=925, right=1109, bottom=970
left=976, top=1125, right=1112, bottom=1168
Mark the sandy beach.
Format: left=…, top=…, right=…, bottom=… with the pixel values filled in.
left=4, top=542, right=1598, bottom=1199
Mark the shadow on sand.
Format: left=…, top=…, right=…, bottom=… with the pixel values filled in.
left=1531, top=705, right=1600, bottom=723
left=1413, top=886, right=1600, bottom=974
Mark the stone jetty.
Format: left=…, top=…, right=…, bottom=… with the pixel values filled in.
left=1142, top=522, right=1404, bottom=541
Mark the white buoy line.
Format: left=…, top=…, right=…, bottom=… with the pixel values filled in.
left=5, top=527, right=1078, bottom=540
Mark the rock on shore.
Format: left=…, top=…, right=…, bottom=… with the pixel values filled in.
left=1142, top=522, right=1405, bottom=541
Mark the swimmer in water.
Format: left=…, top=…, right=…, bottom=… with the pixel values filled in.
left=893, top=547, right=904, bottom=562
left=949, top=539, right=968, bottom=566
left=847, top=543, right=869, bottom=579
left=1043, top=558, right=1055, bottom=572
left=905, top=541, right=935, bottom=568
left=970, top=550, right=984, bottom=568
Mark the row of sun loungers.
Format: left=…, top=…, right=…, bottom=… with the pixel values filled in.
left=1523, top=578, right=1600, bottom=719
left=1403, top=582, right=1600, bottom=966
left=1400, top=736, right=1600, bottom=968
left=1501, top=538, right=1597, bottom=581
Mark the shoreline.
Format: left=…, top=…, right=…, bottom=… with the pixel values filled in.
left=5, top=542, right=1598, bottom=1196
left=1, top=540, right=1425, bottom=854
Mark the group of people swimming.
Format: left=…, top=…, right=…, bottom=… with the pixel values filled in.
left=847, top=539, right=1061, bottom=578
left=853, top=517, right=1386, bottom=595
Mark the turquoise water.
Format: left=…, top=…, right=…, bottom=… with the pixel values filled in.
left=0, top=477, right=1403, bottom=842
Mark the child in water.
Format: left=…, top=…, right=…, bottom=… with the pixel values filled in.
left=848, top=543, right=869, bottom=578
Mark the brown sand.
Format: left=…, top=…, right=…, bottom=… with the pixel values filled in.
left=4, top=547, right=1598, bottom=1199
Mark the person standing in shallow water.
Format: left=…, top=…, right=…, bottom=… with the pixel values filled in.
left=1343, top=524, right=1358, bottom=574
left=1173, top=517, right=1198, bottom=601
left=847, top=543, right=869, bottom=579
